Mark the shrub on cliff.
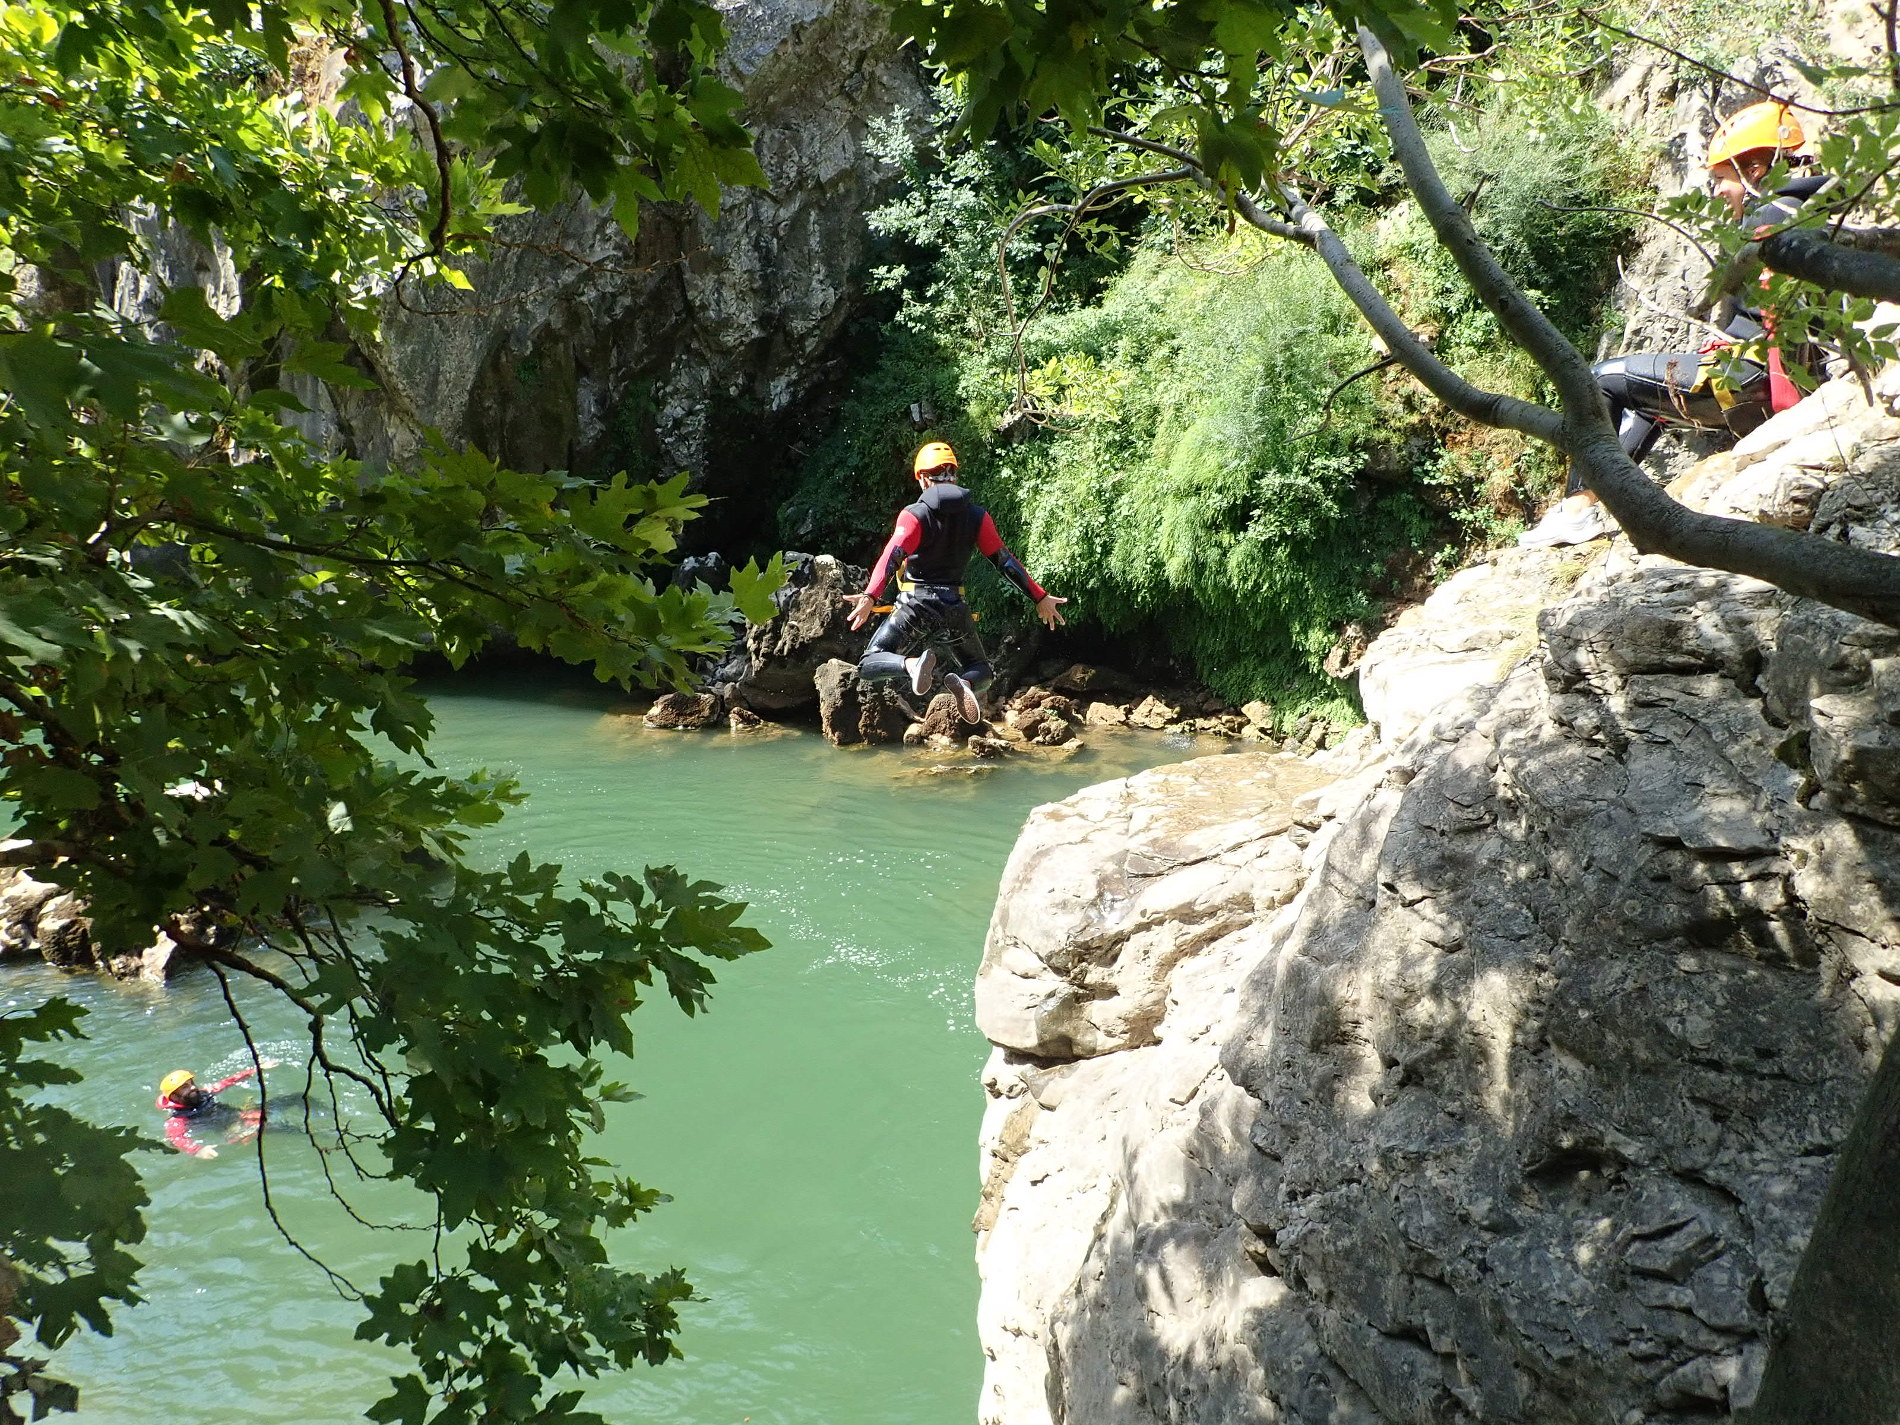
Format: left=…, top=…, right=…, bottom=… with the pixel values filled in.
left=785, top=83, right=1639, bottom=714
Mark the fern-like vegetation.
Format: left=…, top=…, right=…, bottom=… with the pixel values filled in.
left=781, top=88, right=1643, bottom=716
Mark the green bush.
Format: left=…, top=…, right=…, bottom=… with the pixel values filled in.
left=782, top=87, right=1642, bottom=718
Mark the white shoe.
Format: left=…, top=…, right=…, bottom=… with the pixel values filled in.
left=1517, top=501, right=1616, bottom=548
left=944, top=673, right=983, bottom=723
left=905, top=647, right=938, bottom=697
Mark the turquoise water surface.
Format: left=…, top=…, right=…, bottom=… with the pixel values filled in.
left=14, top=671, right=1226, bottom=1424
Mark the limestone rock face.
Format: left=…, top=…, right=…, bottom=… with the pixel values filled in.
left=306, top=0, right=925, bottom=525
left=973, top=365, right=1900, bottom=1425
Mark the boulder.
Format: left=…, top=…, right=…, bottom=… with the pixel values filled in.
left=1083, top=701, right=1129, bottom=728
left=968, top=735, right=1015, bottom=759
left=716, top=553, right=867, bottom=712
left=0, top=865, right=222, bottom=980
left=814, top=658, right=906, bottom=746
left=921, top=691, right=985, bottom=741
left=1051, top=663, right=1136, bottom=695
left=971, top=362, right=1900, bottom=1425
left=1126, top=695, right=1179, bottom=730
left=728, top=706, right=765, bottom=732
left=643, top=691, right=722, bottom=729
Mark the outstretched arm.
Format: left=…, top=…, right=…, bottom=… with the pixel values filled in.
left=977, top=515, right=1067, bottom=628
left=206, top=1067, right=257, bottom=1094
left=844, top=511, right=924, bottom=630
left=165, top=1114, right=216, bottom=1158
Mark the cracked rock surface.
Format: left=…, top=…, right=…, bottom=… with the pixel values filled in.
left=973, top=363, right=1900, bottom=1425
left=299, top=0, right=924, bottom=504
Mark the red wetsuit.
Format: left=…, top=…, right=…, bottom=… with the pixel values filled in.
left=157, top=1068, right=258, bottom=1156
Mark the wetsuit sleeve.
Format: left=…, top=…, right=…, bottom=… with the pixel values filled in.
left=165, top=1115, right=206, bottom=1156
left=207, top=1068, right=256, bottom=1094
left=975, top=513, right=1047, bottom=602
left=862, top=510, right=923, bottom=599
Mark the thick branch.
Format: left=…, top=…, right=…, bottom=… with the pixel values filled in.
left=1760, top=228, right=1900, bottom=303
left=1268, top=190, right=1563, bottom=445
left=1359, top=26, right=1603, bottom=412
left=1356, top=23, right=1900, bottom=628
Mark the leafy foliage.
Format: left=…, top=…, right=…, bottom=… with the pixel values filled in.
left=787, top=71, right=1641, bottom=713
left=0, top=0, right=784, bottom=1419
left=0, top=1001, right=150, bottom=1365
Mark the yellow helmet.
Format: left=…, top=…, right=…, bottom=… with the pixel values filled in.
left=160, top=1069, right=195, bottom=1097
left=1707, top=102, right=1803, bottom=171
left=912, top=441, right=958, bottom=479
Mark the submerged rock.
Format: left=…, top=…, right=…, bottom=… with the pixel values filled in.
left=973, top=363, right=1900, bottom=1425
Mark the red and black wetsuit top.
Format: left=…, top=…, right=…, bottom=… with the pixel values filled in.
left=157, top=1068, right=257, bottom=1156
left=862, top=482, right=1046, bottom=603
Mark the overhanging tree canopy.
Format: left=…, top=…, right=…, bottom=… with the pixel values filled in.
left=0, top=1, right=783, bottom=1420
left=888, top=0, right=1900, bottom=624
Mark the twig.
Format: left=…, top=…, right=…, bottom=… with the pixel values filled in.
left=208, top=962, right=365, bottom=1301
left=1296, top=355, right=1399, bottom=442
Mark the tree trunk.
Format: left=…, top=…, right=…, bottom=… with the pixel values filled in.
left=1740, top=1025, right=1900, bottom=1423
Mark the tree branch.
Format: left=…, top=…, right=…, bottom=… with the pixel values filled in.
left=1760, top=228, right=1900, bottom=303
left=1356, top=23, right=1900, bottom=629
left=1270, top=188, right=1565, bottom=444
left=208, top=961, right=365, bottom=1302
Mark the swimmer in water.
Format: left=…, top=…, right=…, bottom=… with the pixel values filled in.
left=156, top=1067, right=264, bottom=1158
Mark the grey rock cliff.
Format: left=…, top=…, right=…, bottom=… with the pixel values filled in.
left=972, top=363, right=1900, bottom=1425
left=308, top=0, right=925, bottom=513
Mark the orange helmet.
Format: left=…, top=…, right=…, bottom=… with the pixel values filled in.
left=1707, top=102, right=1803, bottom=171
left=912, top=441, right=958, bottom=479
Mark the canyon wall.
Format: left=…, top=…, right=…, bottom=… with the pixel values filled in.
left=972, top=365, right=1900, bottom=1424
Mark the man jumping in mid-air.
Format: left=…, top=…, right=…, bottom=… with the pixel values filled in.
left=843, top=441, right=1066, bottom=722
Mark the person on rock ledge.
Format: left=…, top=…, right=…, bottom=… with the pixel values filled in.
left=843, top=441, right=1066, bottom=722
left=1518, top=101, right=1833, bottom=548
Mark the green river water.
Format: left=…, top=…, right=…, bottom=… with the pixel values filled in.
left=11, top=672, right=1227, bottom=1425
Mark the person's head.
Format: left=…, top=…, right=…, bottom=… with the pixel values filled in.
left=1706, top=102, right=1804, bottom=217
left=912, top=441, right=958, bottom=488
left=159, top=1069, right=203, bottom=1107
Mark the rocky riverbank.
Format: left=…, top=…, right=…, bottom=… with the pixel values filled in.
left=636, top=552, right=1347, bottom=757
left=970, top=364, right=1900, bottom=1424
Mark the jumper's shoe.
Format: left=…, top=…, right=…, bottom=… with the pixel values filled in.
left=905, top=647, right=938, bottom=697
left=1517, top=500, right=1616, bottom=549
left=943, top=672, right=983, bottom=724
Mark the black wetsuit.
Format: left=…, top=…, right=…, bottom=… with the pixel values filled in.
left=1566, top=173, right=1832, bottom=495
left=857, top=481, right=1047, bottom=692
